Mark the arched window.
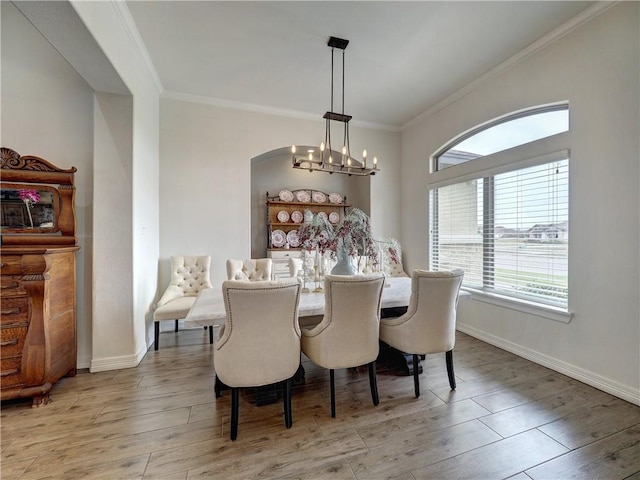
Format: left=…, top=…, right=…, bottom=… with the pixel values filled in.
left=434, top=104, right=569, bottom=171
left=429, top=104, right=570, bottom=319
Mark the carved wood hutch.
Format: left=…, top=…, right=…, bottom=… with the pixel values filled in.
left=1, top=147, right=79, bottom=406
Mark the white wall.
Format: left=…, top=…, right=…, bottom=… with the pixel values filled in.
left=401, top=3, right=640, bottom=403
left=159, top=97, right=401, bottom=289
left=1, top=2, right=95, bottom=368
left=69, top=0, right=161, bottom=369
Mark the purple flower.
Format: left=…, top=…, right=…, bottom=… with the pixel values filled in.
left=19, top=189, right=40, bottom=204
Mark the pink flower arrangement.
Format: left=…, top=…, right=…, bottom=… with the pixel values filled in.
left=19, top=189, right=40, bottom=204
left=298, top=208, right=384, bottom=267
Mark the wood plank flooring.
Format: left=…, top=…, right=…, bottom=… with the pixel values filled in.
left=2, top=329, right=639, bottom=479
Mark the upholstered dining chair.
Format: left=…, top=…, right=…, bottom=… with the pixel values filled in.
left=301, top=273, right=385, bottom=418
left=288, top=257, right=303, bottom=278
left=226, top=258, right=273, bottom=281
left=379, top=269, right=464, bottom=397
left=214, top=277, right=302, bottom=440
left=153, top=256, right=213, bottom=351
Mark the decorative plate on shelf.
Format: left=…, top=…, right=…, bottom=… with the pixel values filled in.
left=271, top=229, right=287, bottom=248
left=295, top=190, right=311, bottom=203
left=279, top=190, right=294, bottom=202
left=312, top=191, right=327, bottom=203
left=277, top=210, right=290, bottom=223
left=317, top=211, right=328, bottom=222
left=291, top=210, right=304, bottom=223
left=286, top=230, right=301, bottom=248
left=329, top=212, right=340, bottom=224
left=328, top=192, right=343, bottom=204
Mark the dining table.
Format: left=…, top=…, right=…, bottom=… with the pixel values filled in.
left=184, top=275, right=414, bottom=333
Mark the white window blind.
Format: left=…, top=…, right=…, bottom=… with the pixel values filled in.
left=430, top=158, right=569, bottom=308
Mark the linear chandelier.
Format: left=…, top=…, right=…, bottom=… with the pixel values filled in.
left=292, top=36, right=379, bottom=177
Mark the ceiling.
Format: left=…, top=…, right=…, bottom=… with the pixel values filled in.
left=124, top=1, right=595, bottom=129
left=13, top=1, right=597, bottom=130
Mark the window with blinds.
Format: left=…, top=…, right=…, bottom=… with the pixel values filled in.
left=430, top=158, right=569, bottom=308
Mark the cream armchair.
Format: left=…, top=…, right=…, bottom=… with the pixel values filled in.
left=214, top=277, right=302, bottom=440
left=301, top=273, right=385, bottom=418
left=153, top=256, right=212, bottom=351
left=379, top=269, right=464, bottom=397
left=226, top=258, right=272, bottom=281
left=288, top=257, right=303, bottom=277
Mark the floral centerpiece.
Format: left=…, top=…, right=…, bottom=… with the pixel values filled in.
left=19, top=188, right=40, bottom=228
left=298, top=208, right=396, bottom=275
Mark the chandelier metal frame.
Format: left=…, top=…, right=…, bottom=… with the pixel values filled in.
left=292, top=36, right=379, bottom=176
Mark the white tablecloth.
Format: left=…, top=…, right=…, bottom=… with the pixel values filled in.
left=184, top=276, right=413, bottom=328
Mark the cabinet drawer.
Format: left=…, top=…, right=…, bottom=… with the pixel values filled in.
left=0, top=256, right=22, bottom=275
left=0, top=357, right=24, bottom=388
left=0, top=296, right=29, bottom=327
left=0, top=326, right=28, bottom=358
left=1, top=275, right=24, bottom=295
left=268, top=250, right=302, bottom=260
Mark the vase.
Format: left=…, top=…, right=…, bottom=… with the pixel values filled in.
left=331, top=239, right=356, bottom=275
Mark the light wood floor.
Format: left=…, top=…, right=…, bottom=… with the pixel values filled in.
left=2, top=328, right=639, bottom=480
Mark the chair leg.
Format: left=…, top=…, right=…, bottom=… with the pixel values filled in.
left=329, top=369, right=336, bottom=418
left=154, top=321, right=160, bottom=351
left=209, top=324, right=214, bottom=344
left=446, top=349, right=456, bottom=390
left=413, top=354, right=420, bottom=398
left=368, top=361, right=379, bottom=406
left=230, top=387, right=239, bottom=440
left=283, top=378, right=292, bottom=428
left=174, top=319, right=179, bottom=332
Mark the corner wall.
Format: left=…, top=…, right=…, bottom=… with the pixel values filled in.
left=401, top=3, right=640, bottom=403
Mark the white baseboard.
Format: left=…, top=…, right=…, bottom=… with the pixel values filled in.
left=457, top=323, right=640, bottom=406
left=89, top=343, right=148, bottom=373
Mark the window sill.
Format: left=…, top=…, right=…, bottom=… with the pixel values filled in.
left=463, top=288, right=572, bottom=324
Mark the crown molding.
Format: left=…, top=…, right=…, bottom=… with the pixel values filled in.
left=162, top=90, right=400, bottom=132
left=402, top=1, right=618, bottom=131
left=109, top=0, right=164, bottom=95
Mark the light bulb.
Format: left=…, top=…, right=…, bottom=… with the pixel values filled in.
left=320, top=142, right=325, bottom=152
left=342, top=146, right=347, bottom=155
left=362, top=149, right=367, bottom=159
left=373, top=156, right=378, bottom=167
left=291, top=145, right=296, bottom=154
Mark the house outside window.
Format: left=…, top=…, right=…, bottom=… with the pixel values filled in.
left=429, top=104, right=570, bottom=318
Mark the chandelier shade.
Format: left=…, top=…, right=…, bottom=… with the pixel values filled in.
left=292, top=36, right=379, bottom=177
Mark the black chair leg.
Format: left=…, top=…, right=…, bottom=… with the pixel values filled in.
left=413, top=354, right=420, bottom=398
left=283, top=378, right=292, bottom=428
left=230, top=387, right=239, bottom=440
left=209, top=324, right=214, bottom=344
left=368, top=361, right=379, bottom=406
left=154, top=321, right=160, bottom=351
left=329, top=369, right=336, bottom=418
left=446, top=349, right=456, bottom=390
left=174, top=319, right=179, bottom=332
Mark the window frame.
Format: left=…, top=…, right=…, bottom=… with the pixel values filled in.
left=427, top=104, right=572, bottom=323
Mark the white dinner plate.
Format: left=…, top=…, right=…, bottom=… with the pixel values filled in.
left=329, top=212, right=340, bottom=224
left=291, top=210, right=304, bottom=223
left=328, top=192, right=343, bottom=204
left=312, top=191, right=327, bottom=203
left=279, top=190, right=294, bottom=202
left=277, top=210, right=290, bottom=222
left=271, top=229, right=286, bottom=247
left=295, top=190, right=311, bottom=203
left=287, top=230, right=301, bottom=248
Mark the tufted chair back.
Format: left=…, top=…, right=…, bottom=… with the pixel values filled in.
left=226, top=258, right=272, bottom=281
left=157, top=256, right=213, bottom=307
left=301, top=272, right=385, bottom=417
left=288, top=258, right=303, bottom=278
left=214, top=277, right=302, bottom=440
left=379, top=268, right=464, bottom=397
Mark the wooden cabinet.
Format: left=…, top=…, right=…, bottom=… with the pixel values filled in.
left=266, top=190, right=348, bottom=279
left=1, top=148, right=79, bottom=406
